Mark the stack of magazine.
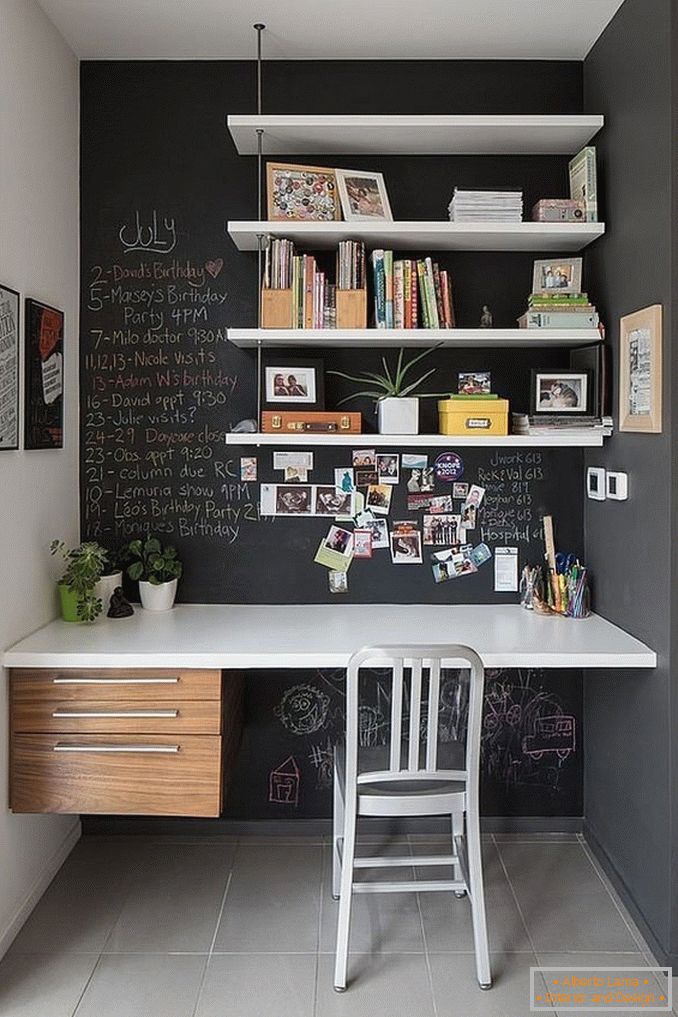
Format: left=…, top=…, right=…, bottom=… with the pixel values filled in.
left=512, top=413, right=613, bottom=437
left=448, top=188, right=523, bottom=222
left=370, top=251, right=455, bottom=329
left=336, top=240, right=366, bottom=291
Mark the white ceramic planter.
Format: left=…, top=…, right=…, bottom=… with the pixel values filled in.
left=139, top=578, right=178, bottom=612
left=94, top=571, right=123, bottom=613
left=377, top=397, right=419, bottom=435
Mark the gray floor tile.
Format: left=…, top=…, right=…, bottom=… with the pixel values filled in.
left=0, top=951, right=98, bottom=1017
left=537, top=952, right=666, bottom=1017
left=73, top=954, right=206, bottom=1017
left=497, top=841, right=606, bottom=896
left=428, top=951, right=542, bottom=1017
left=195, top=954, right=316, bottom=1017
left=315, top=952, right=435, bottom=1016
left=414, top=840, right=533, bottom=954
left=104, top=843, right=234, bottom=953
left=214, top=844, right=321, bottom=953
left=517, top=890, right=639, bottom=953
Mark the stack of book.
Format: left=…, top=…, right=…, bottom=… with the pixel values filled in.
left=263, top=237, right=294, bottom=290
left=336, top=240, right=366, bottom=292
left=512, top=413, right=613, bottom=437
left=448, top=188, right=523, bottom=222
left=518, top=292, right=600, bottom=329
left=370, top=251, right=455, bottom=329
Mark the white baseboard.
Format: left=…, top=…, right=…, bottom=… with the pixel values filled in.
left=0, top=820, right=81, bottom=961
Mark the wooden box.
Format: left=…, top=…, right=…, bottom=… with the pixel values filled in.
left=260, top=287, right=367, bottom=329
left=261, top=288, right=294, bottom=329
left=438, top=398, right=509, bottom=437
left=261, top=411, right=361, bottom=434
left=336, top=288, right=367, bottom=329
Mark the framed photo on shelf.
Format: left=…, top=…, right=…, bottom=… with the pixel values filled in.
left=336, top=169, right=393, bottom=222
left=266, top=163, right=341, bottom=222
left=619, top=304, right=662, bottom=433
left=262, top=357, right=325, bottom=411
left=24, top=298, right=64, bottom=449
left=532, top=257, right=583, bottom=295
left=530, top=370, right=590, bottom=415
left=0, top=282, right=20, bottom=451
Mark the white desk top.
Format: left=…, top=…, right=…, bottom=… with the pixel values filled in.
left=3, top=605, right=656, bottom=671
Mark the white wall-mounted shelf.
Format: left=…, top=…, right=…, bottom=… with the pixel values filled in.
left=227, top=114, right=604, bottom=156
left=226, top=433, right=607, bottom=448
left=227, top=327, right=601, bottom=350
left=228, top=220, right=604, bottom=253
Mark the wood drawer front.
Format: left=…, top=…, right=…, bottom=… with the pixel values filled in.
left=11, top=734, right=222, bottom=817
left=11, top=669, right=221, bottom=704
left=12, top=698, right=221, bottom=736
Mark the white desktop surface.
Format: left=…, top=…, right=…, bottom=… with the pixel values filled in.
left=3, top=604, right=656, bottom=670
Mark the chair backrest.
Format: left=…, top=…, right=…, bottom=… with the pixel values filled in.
left=344, top=644, right=485, bottom=797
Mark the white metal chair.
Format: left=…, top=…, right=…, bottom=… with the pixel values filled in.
left=332, top=644, right=491, bottom=992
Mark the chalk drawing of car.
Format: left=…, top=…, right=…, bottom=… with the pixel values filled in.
left=522, top=715, right=576, bottom=761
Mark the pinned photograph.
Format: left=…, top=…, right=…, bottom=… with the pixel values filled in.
left=353, top=529, right=373, bottom=559
left=352, top=448, right=376, bottom=467
left=314, top=526, right=354, bottom=571
left=240, top=457, right=257, bottom=482
left=275, top=485, right=313, bottom=515
left=464, top=484, right=486, bottom=510
left=407, top=469, right=423, bottom=493
left=461, top=503, right=477, bottom=529
left=407, top=493, right=433, bottom=512
left=431, top=546, right=478, bottom=583
left=273, top=451, right=314, bottom=471
left=336, top=490, right=364, bottom=522
left=423, top=514, right=462, bottom=546
left=531, top=370, right=590, bottom=415
left=429, top=495, right=454, bottom=514
left=532, top=257, right=583, bottom=296
left=453, top=482, right=469, bottom=499
left=355, top=468, right=378, bottom=487
left=366, top=484, right=392, bottom=515
left=376, top=453, right=399, bottom=484
left=470, top=543, right=492, bottom=568
left=336, top=169, right=393, bottom=222
left=315, top=487, right=355, bottom=517
left=401, top=453, right=428, bottom=470
left=334, top=467, right=355, bottom=492
left=458, top=372, right=491, bottom=395
left=420, top=467, right=435, bottom=492
left=361, top=516, right=389, bottom=549
left=328, top=570, right=348, bottom=594
left=390, top=522, right=423, bottom=564
left=284, top=466, right=308, bottom=483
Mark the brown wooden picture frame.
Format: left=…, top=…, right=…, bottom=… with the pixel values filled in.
left=619, top=304, right=662, bottom=433
left=266, top=163, right=341, bottom=222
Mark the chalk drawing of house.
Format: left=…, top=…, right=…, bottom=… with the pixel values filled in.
left=269, top=755, right=301, bottom=806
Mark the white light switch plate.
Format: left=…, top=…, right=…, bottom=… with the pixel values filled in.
left=587, top=466, right=606, bottom=500
left=606, top=471, right=628, bottom=500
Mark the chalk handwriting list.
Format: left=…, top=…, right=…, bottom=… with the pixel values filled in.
left=119, top=210, right=177, bottom=256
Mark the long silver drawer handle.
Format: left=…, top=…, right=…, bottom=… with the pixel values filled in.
left=53, top=743, right=180, bottom=753
left=52, top=709, right=179, bottom=719
left=52, top=677, right=180, bottom=685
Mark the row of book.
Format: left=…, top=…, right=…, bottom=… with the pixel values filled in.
left=518, top=292, right=600, bottom=330
left=336, top=240, right=366, bottom=291
left=370, top=251, right=455, bottom=329
left=287, top=254, right=337, bottom=329
left=512, top=413, right=613, bottom=437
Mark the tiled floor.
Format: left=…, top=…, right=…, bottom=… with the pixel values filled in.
left=0, top=833, right=672, bottom=1017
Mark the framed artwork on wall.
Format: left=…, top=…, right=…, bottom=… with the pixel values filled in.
left=619, top=304, right=662, bottom=433
left=24, top=298, right=64, bottom=449
left=0, top=283, right=20, bottom=451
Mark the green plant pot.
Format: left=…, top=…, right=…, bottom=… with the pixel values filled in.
left=58, top=583, right=81, bottom=623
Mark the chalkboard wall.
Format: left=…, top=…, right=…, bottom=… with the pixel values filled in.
left=80, top=58, right=585, bottom=818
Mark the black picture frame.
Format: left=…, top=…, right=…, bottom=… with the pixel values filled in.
left=569, top=342, right=610, bottom=419
left=0, top=283, right=20, bottom=451
left=261, top=356, right=325, bottom=411
left=24, top=298, right=64, bottom=449
left=530, top=369, right=592, bottom=415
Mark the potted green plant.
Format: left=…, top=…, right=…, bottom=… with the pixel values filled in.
left=124, top=537, right=183, bottom=612
left=50, top=540, right=108, bottom=622
left=328, top=346, right=448, bottom=434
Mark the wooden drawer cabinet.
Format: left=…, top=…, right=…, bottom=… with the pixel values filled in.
left=10, top=669, right=243, bottom=818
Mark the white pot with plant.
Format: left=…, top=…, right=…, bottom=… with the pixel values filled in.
left=50, top=540, right=109, bottom=623
left=329, top=346, right=447, bottom=435
left=124, top=537, right=183, bottom=612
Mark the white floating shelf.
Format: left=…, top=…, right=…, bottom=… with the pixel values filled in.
left=226, top=433, right=607, bottom=448
left=227, top=327, right=601, bottom=350
left=228, top=220, right=604, bottom=253
left=227, top=114, right=604, bottom=156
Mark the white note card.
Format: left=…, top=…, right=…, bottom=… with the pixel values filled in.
left=494, top=547, right=518, bottom=592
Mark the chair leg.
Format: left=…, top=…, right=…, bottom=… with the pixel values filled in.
left=451, top=811, right=466, bottom=897
left=466, top=808, right=492, bottom=989
left=332, top=748, right=344, bottom=900
left=333, top=806, right=356, bottom=992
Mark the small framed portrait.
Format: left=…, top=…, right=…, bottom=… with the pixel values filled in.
left=458, top=371, right=491, bottom=395
left=353, top=529, right=373, bottom=559
left=0, top=283, right=20, bottom=451
left=532, top=257, right=583, bottom=295
left=336, top=169, right=393, bottom=222
left=24, top=298, right=64, bottom=449
left=530, top=370, right=590, bottom=415
left=266, top=163, right=341, bottom=222
left=262, top=358, right=324, bottom=410
left=619, top=304, right=662, bottom=433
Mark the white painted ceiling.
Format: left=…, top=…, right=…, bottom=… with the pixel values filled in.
left=37, top=0, right=625, bottom=61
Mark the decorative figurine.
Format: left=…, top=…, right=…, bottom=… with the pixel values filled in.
left=480, top=305, right=493, bottom=328
left=107, top=587, right=134, bottom=618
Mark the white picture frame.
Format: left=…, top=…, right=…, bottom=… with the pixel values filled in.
left=335, top=169, right=393, bottom=222
left=532, top=257, right=583, bottom=296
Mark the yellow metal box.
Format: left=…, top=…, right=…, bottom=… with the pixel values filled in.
left=438, top=398, right=509, bottom=437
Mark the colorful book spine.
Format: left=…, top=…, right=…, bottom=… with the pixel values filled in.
left=440, top=270, right=454, bottom=328
left=384, top=250, right=394, bottom=328
left=371, top=250, right=386, bottom=328
left=424, top=258, right=440, bottom=329
left=410, top=261, right=418, bottom=329
left=394, top=261, right=404, bottom=329
left=432, top=262, right=445, bottom=328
